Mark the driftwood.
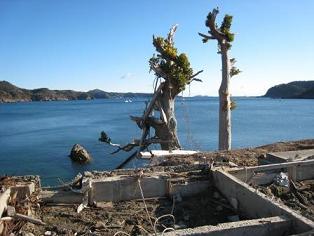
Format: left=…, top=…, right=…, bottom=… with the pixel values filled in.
left=6, top=205, right=45, bottom=225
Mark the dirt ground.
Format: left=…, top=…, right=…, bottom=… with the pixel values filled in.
left=258, top=179, right=314, bottom=222
left=21, top=187, right=238, bottom=236
left=155, top=139, right=314, bottom=167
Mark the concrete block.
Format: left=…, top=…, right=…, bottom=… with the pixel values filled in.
left=90, top=175, right=167, bottom=202
left=10, top=182, right=35, bottom=201
left=213, top=169, right=314, bottom=233
left=262, top=149, right=314, bottom=165
left=164, top=216, right=291, bottom=236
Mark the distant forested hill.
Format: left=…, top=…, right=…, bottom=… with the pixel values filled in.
left=264, top=81, right=314, bottom=99
left=0, top=81, right=151, bottom=103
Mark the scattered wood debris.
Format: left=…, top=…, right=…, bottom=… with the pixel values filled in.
left=258, top=179, right=314, bottom=221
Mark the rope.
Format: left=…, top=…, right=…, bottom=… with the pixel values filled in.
left=153, top=214, right=175, bottom=234
left=162, top=228, right=176, bottom=235
left=113, top=231, right=130, bottom=236
left=171, top=196, right=175, bottom=215
left=180, top=90, right=200, bottom=150
left=137, top=178, right=155, bottom=234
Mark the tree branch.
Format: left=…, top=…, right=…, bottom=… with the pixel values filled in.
left=198, top=32, right=215, bottom=43
left=189, top=70, right=204, bottom=80
left=111, top=142, right=139, bottom=154
left=206, top=8, right=225, bottom=42
left=149, top=62, right=169, bottom=80
left=167, top=24, right=178, bottom=45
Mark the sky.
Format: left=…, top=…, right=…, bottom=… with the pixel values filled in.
left=0, top=0, right=313, bottom=96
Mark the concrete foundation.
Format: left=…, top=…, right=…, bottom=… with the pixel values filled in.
left=261, top=149, right=314, bottom=164
left=37, top=163, right=313, bottom=235
left=164, top=216, right=291, bottom=236
left=213, top=169, right=314, bottom=233
left=228, top=159, right=314, bottom=184
left=41, top=165, right=212, bottom=204
left=90, top=174, right=210, bottom=203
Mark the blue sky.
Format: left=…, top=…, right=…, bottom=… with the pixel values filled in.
left=0, top=0, right=313, bottom=96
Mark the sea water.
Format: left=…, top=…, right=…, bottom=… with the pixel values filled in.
left=0, top=97, right=313, bottom=185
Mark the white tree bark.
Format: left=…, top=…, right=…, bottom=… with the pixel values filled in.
left=219, top=44, right=231, bottom=150
left=199, top=8, right=236, bottom=151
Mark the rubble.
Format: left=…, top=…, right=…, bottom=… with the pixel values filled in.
left=1, top=140, right=314, bottom=235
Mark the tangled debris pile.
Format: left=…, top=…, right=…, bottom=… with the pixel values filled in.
left=154, top=139, right=314, bottom=167
left=258, top=179, right=314, bottom=221
left=0, top=176, right=42, bottom=236
left=21, top=187, right=238, bottom=235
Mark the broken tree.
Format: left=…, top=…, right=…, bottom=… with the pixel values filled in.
left=100, top=25, right=202, bottom=166
left=141, top=24, right=203, bottom=150
left=199, top=8, right=240, bottom=151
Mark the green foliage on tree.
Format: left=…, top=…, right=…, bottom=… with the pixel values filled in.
left=149, top=35, right=194, bottom=93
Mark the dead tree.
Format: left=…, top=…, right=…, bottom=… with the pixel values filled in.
left=199, top=8, right=240, bottom=151
left=100, top=25, right=202, bottom=167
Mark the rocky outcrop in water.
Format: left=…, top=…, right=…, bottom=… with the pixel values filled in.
left=69, top=144, right=92, bottom=163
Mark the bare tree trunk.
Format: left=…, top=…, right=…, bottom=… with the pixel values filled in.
left=219, top=45, right=231, bottom=150
left=153, top=82, right=181, bottom=150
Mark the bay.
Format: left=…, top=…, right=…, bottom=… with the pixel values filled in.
left=0, top=97, right=313, bottom=185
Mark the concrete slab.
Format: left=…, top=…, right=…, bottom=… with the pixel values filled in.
left=228, top=159, right=314, bottom=183
left=164, top=216, right=291, bottom=236
left=41, top=189, right=84, bottom=204
left=262, top=149, right=314, bottom=164
left=213, top=169, right=314, bottom=233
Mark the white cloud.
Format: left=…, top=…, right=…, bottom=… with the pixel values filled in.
left=120, top=72, right=135, bottom=80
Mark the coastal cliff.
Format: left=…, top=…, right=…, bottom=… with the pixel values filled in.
left=264, top=81, right=314, bottom=99
left=0, top=81, right=151, bottom=103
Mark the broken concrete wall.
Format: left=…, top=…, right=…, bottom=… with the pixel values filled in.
left=89, top=174, right=210, bottom=203
left=213, top=169, right=314, bottom=233
left=164, top=216, right=292, bottom=236
left=41, top=165, right=212, bottom=204
left=228, top=160, right=314, bottom=184
left=261, top=149, right=314, bottom=164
